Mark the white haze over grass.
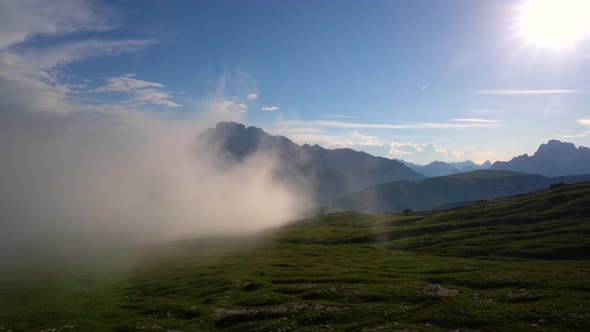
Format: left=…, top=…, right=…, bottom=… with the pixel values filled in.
left=0, top=108, right=311, bottom=265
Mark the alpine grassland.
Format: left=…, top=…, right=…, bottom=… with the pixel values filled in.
left=1, top=183, right=589, bottom=331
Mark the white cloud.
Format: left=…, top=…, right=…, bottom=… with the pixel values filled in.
left=130, top=89, right=182, bottom=108
left=261, top=105, right=279, bottom=112
left=452, top=118, right=499, bottom=123
left=210, top=99, right=247, bottom=113
left=477, top=89, right=589, bottom=95
left=0, top=0, right=112, bottom=49
left=283, top=134, right=346, bottom=148
left=239, top=103, right=248, bottom=110
left=0, top=52, right=73, bottom=114
left=93, top=76, right=164, bottom=92
left=576, top=119, right=590, bottom=129
left=344, top=130, right=387, bottom=147
left=555, top=133, right=587, bottom=139
left=272, top=122, right=494, bottom=163
left=388, top=142, right=475, bottom=161
left=151, top=100, right=183, bottom=108
left=266, top=127, right=325, bottom=135
left=90, top=75, right=182, bottom=108
left=0, top=1, right=161, bottom=113
left=246, top=93, right=258, bottom=101
left=281, top=120, right=495, bottom=130
left=20, top=39, right=156, bottom=69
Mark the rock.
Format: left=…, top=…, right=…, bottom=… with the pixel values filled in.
left=425, top=284, right=440, bottom=293
left=422, top=284, right=459, bottom=297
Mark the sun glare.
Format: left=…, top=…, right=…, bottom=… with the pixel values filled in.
left=519, top=0, right=590, bottom=50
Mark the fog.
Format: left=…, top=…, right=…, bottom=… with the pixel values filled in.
left=0, top=108, right=311, bottom=265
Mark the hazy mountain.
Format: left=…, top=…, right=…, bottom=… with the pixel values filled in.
left=450, top=160, right=492, bottom=172
left=400, top=159, right=491, bottom=177
left=201, top=122, right=425, bottom=203
left=332, top=170, right=590, bottom=213
left=491, top=140, right=590, bottom=177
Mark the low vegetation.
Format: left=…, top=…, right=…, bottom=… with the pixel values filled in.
left=1, top=183, right=590, bottom=331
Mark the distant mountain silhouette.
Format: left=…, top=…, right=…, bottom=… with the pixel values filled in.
left=400, top=159, right=491, bottom=177
left=201, top=122, right=425, bottom=203
left=332, top=170, right=590, bottom=213
left=491, top=140, right=590, bottom=177
left=450, top=160, right=492, bottom=172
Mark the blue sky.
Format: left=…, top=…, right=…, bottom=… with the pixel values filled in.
left=1, top=0, right=590, bottom=164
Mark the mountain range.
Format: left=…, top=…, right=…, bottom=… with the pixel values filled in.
left=399, top=140, right=590, bottom=178
left=332, top=170, right=590, bottom=213
left=399, top=160, right=492, bottom=177
left=200, top=122, right=424, bottom=203
left=203, top=122, right=590, bottom=207
left=491, top=139, right=590, bottom=177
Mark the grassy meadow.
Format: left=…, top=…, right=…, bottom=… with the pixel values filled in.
left=1, top=183, right=590, bottom=331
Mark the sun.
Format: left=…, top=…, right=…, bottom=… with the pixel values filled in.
left=518, top=0, right=590, bottom=50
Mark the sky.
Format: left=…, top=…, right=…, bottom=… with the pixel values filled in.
left=1, top=0, right=590, bottom=164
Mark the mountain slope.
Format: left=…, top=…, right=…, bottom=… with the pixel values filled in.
left=491, top=139, right=590, bottom=176
left=332, top=170, right=590, bottom=212
left=8, top=182, right=589, bottom=331
left=201, top=122, right=425, bottom=202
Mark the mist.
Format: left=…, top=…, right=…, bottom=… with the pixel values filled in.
left=0, top=108, right=311, bottom=266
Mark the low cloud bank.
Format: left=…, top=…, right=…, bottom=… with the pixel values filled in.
left=0, top=109, right=310, bottom=265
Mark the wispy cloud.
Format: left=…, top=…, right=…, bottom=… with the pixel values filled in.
left=246, top=93, right=258, bottom=101
left=452, top=118, right=499, bottom=123
left=388, top=142, right=475, bottom=161
left=92, top=76, right=164, bottom=92
left=576, top=119, right=590, bottom=129
left=0, top=0, right=112, bottom=49
left=91, top=75, right=182, bottom=107
left=282, top=134, right=346, bottom=148
left=130, top=89, right=182, bottom=108
left=0, top=52, right=73, bottom=113
left=271, top=125, right=493, bottom=163
left=0, top=39, right=156, bottom=114
left=261, top=105, right=279, bottom=112
left=281, top=120, right=496, bottom=130
left=0, top=1, right=159, bottom=113
left=477, top=89, right=589, bottom=95
left=555, top=133, right=587, bottom=139
left=266, top=127, right=326, bottom=135
left=344, top=130, right=387, bottom=147
left=210, top=99, right=247, bottom=113
left=20, top=39, right=156, bottom=69
left=323, top=114, right=359, bottom=118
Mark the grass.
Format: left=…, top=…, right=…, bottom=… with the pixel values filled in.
left=1, top=183, right=590, bottom=331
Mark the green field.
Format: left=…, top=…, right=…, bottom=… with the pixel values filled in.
left=1, top=183, right=590, bottom=331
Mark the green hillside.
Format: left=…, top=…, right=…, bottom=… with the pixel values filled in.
left=332, top=170, right=590, bottom=213
left=1, top=182, right=590, bottom=331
